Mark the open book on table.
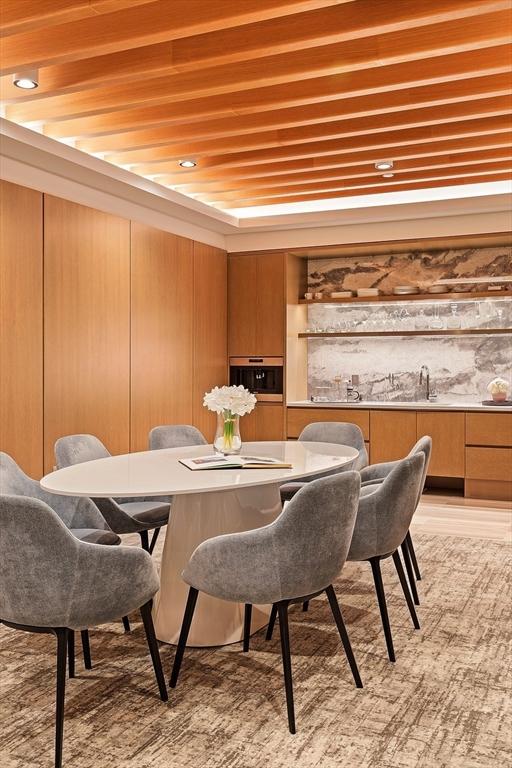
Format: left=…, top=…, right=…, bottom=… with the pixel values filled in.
left=179, top=454, right=292, bottom=470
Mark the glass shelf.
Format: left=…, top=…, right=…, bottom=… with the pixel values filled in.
left=299, top=290, right=511, bottom=305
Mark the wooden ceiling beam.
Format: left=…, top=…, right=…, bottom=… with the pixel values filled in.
left=0, top=0, right=351, bottom=72
left=94, top=96, right=511, bottom=160
left=74, top=80, right=512, bottom=153
left=43, top=68, right=511, bottom=139
left=5, top=11, right=510, bottom=123
left=198, top=160, right=512, bottom=202
left=213, top=172, right=512, bottom=208
left=168, top=150, right=512, bottom=194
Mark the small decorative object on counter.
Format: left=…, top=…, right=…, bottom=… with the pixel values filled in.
left=486, top=377, right=510, bottom=403
left=204, top=385, right=257, bottom=454
left=314, top=292, right=323, bottom=300
left=304, top=292, right=313, bottom=300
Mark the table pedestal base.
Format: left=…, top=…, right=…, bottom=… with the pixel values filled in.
left=153, top=483, right=282, bottom=646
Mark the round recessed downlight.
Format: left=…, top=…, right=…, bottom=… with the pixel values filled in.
left=375, top=160, right=393, bottom=171
left=382, top=172, right=394, bottom=178
left=179, top=159, right=197, bottom=168
left=13, top=70, right=39, bottom=89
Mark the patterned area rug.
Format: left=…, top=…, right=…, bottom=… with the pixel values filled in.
left=1, top=533, right=510, bottom=768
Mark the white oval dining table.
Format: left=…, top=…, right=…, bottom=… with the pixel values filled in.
left=41, top=440, right=358, bottom=647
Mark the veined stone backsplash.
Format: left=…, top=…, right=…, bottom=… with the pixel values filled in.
left=308, top=245, right=512, bottom=295
left=306, top=298, right=512, bottom=403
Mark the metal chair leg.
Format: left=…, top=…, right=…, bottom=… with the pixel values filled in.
left=54, top=628, right=68, bottom=768
left=81, top=630, right=92, bottom=669
left=139, top=530, right=150, bottom=552
left=122, top=616, right=131, bottom=633
left=325, top=585, right=363, bottom=688
left=369, top=557, right=395, bottom=662
left=302, top=600, right=309, bottom=612
left=405, top=530, right=422, bottom=580
left=266, top=604, right=278, bottom=641
left=401, top=539, right=420, bottom=605
left=67, top=631, right=75, bottom=678
left=149, top=527, right=161, bottom=554
left=140, top=600, right=168, bottom=702
left=392, top=550, right=420, bottom=630
left=277, top=601, right=296, bottom=734
left=243, top=604, right=252, bottom=652
left=169, top=587, right=199, bottom=688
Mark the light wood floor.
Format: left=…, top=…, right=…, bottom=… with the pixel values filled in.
left=413, top=492, right=512, bottom=543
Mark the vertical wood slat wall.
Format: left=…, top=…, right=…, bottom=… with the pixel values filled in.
left=0, top=181, right=228, bottom=477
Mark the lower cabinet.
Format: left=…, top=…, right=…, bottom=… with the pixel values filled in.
left=370, top=410, right=417, bottom=464
left=242, top=404, right=285, bottom=441
left=416, top=411, right=465, bottom=478
left=287, top=407, right=369, bottom=440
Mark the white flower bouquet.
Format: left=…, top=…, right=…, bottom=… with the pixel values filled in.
left=487, top=377, right=510, bottom=401
left=204, top=385, right=257, bottom=453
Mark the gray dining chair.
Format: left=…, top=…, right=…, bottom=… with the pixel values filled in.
left=0, top=450, right=123, bottom=668
left=280, top=422, right=368, bottom=503
left=169, top=471, right=362, bottom=734
left=54, top=435, right=171, bottom=555
left=149, top=424, right=207, bottom=450
left=0, top=495, right=167, bottom=768
left=349, top=452, right=425, bottom=663
left=359, top=436, right=432, bottom=604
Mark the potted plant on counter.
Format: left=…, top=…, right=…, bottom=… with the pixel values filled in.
left=486, top=377, right=510, bottom=403
left=204, top=385, right=257, bottom=454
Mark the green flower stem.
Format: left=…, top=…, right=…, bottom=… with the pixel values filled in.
left=223, top=410, right=235, bottom=449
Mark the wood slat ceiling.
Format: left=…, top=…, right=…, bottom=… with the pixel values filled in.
left=1, top=0, right=511, bottom=213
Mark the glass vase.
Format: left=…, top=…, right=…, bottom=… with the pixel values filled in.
left=214, top=411, right=242, bottom=455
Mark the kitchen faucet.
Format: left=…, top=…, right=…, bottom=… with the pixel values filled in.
left=419, top=364, right=434, bottom=401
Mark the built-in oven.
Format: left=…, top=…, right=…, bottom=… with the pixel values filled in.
left=229, top=357, right=283, bottom=402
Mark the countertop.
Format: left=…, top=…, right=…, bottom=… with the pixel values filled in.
left=287, top=400, right=512, bottom=412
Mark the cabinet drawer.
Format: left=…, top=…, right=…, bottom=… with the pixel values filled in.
left=286, top=408, right=369, bottom=440
left=466, top=413, right=512, bottom=447
left=370, top=410, right=417, bottom=464
left=465, top=447, right=512, bottom=482
left=416, top=411, right=465, bottom=477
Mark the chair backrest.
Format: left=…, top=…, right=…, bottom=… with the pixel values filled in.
left=407, top=435, right=432, bottom=506
left=0, top=495, right=158, bottom=629
left=299, top=421, right=368, bottom=470
left=55, top=434, right=111, bottom=469
left=349, top=453, right=425, bottom=561
left=149, top=425, right=207, bottom=451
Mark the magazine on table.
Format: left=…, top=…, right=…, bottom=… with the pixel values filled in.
left=179, top=454, right=292, bottom=470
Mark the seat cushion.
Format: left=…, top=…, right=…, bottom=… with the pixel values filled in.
left=120, top=501, right=170, bottom=526
left=71, top=528, right=121, bottom=545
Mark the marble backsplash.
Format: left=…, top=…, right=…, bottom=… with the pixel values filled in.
left=308, top=246, right=512, bottom=295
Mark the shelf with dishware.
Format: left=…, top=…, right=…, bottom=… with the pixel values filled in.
left=299, top=328, right=512, bottom=338
left=299, top=290, right=511, bottom=305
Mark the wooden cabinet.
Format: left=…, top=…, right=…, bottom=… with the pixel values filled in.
left=287, top=407, right=369, bottom=440
left=466, top=413, right=512, bottom=447
left=416, top=411, right=465, bottom=477
left=242, top=404, right=285, bottom=441
left=465, top=413, right=512, bottom=501
left=130, top=223, right=194, bottom=451
left=44, top=197, right=130, bottom=472
left=0, top=181, right=43, bottom=477
left=192, top=242, right=228, bottom=440
left=370, top=410, right=417, bottom=464
left=228, top=253, right=285, bottom=356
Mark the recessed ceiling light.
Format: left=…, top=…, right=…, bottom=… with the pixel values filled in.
left=179, top=159, right=197, bottom=168
left=375, top=160, right=393, bottom=171
left=13, top=70, right=39, bottom=89
left=382, top=172, right=394, bottom=178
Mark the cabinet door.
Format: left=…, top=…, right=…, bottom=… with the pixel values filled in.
left=228, top=254, right=258, bottom=355
left=370, top=410, right=417, bottom=464
left=256, top=253, right=285, bottom=356
left=417, top=411, right=465, bottom=477
left=241, top=404, right=285, bottom=442
left=287, top=408, right=370, bottom=440
left=0, top=181, right=43, bottom=477
left=466, top=413, right=512, bottom=447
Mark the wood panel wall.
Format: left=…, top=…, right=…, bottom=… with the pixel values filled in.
left=0, top=180, right=43, bottom=477
left=43, top=196, right=131, bottom=471
left=0, top=181, right=227, bottom=477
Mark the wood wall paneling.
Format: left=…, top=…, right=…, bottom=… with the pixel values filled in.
left=0, top=180, right=43, bottom=477
left=130, top=222, right=194, bottom=452
left=192, top=241, right=228, bottom=441
left=369, top=410, right=417, bottom=464
left=43, top=196, right=130, bottom=471
left=417, top=411, right=465, bottom=477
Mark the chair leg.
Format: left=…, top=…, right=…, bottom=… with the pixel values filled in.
left=277, top=602, right=296, bottom=734
left=401, top=540, right=420, bottom=606
left=122, top=616, right=131, bottom=633
left=369, top=557, right=395, bottom=663
left=81, top=630, right=92, bottom=670
left=149, top=527, right=161, bottom=555
left=265, top=604, right=278, bottom=641
left=325, top=585, right=363, bottom=689
left=243, top=604, right=252, bottom=652
left=140, top=600, right=168, bottom=702
left=392, top=550, right=420, bottom=630
left=54, top=628, right=68, bottom=768
left=169, top=587, right=199, bottom=688
left=302, top=600, right=309, bottom=612
left=405, top=531, right=422, bottom=580
left=139, top=530, right=150, bottom=552
left=67, top=631, right=75, bottom=679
